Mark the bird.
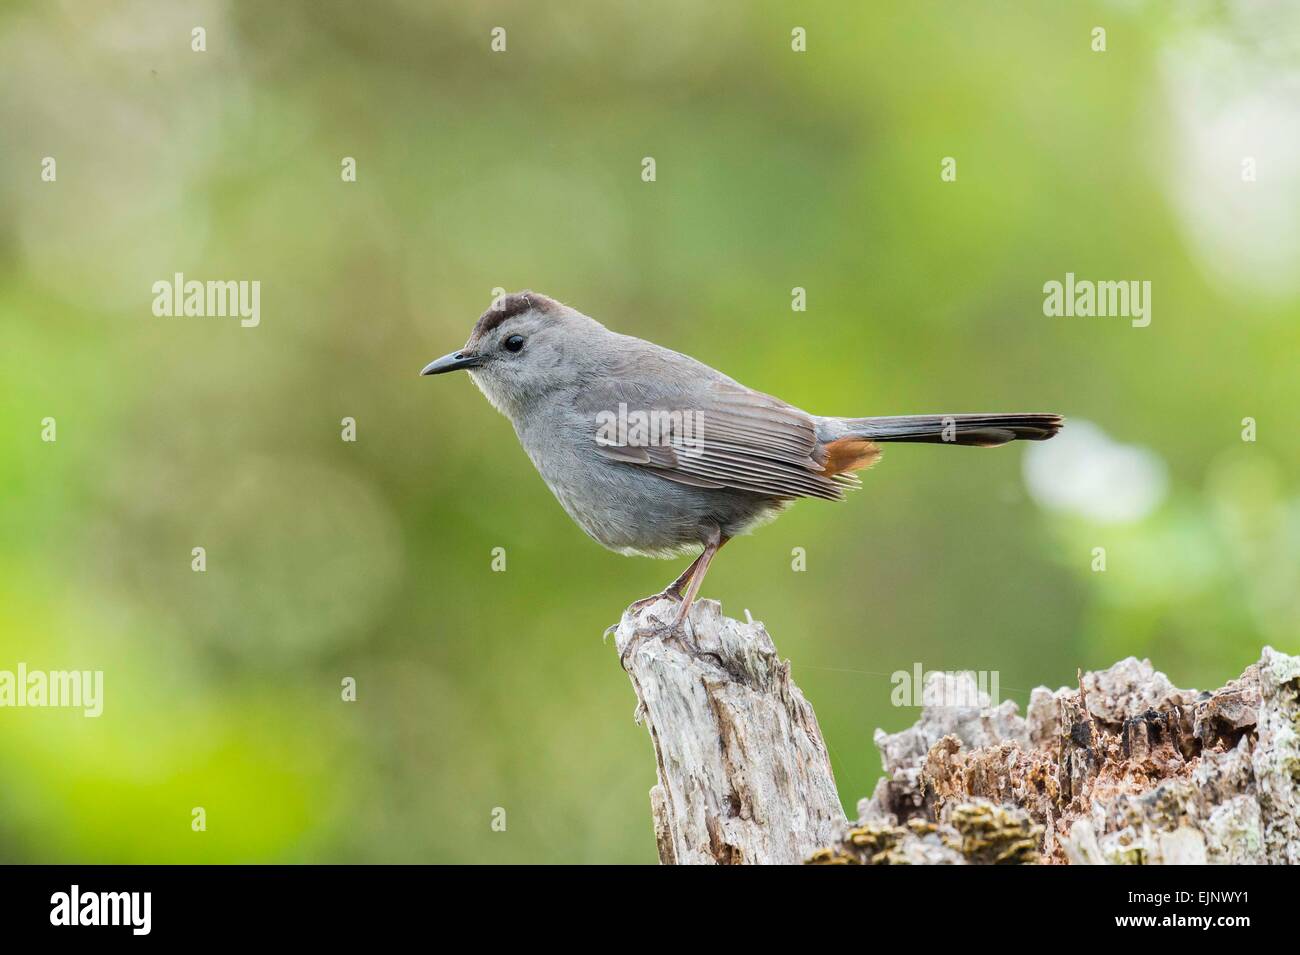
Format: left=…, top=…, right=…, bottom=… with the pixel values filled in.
left=422, top=291, right=1062, bottom=643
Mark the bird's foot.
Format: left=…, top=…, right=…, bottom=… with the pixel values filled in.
left=649, top=614, right=695, bottom=654
left=618, top=613, right=695, bottom=670
left=611, top=591, right=676, bottom=655
left=626, top=589, right=681, bottom=615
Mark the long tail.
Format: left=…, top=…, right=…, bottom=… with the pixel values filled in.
left=838, top=413, right=1063, bottom=448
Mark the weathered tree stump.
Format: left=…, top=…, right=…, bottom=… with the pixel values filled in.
left=613, top=596, right=1300, bottom=865
left=613, top=597, right=846, bottom=864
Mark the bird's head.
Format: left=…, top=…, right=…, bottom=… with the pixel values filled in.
left=421, top=291, right=604, bottom=418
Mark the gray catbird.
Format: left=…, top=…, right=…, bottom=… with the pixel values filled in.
left=422, top=291, right=1062, bottom=634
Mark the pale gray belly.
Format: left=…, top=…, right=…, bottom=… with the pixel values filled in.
left=520, top=431, right=784, bottom=557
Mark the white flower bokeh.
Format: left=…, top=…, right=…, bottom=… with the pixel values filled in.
left=1023, top=419, right=1169, bottom=524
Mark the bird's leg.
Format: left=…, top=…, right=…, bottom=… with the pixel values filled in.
left=625, top=550, right=707, bottom=614
left=669, top=531, right=728, bottom=633
left=619, top=532, right=728, bottom=668
left=612, top=553, right=707, bottom=656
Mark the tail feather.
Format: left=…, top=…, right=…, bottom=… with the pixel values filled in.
left=839, top=413, right=1063, bottom=448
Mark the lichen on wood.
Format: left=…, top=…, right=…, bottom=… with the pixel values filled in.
left=807, top=802, right=1042, bottom=865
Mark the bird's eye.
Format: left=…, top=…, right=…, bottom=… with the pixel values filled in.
left=503, top=334, right=525, bottom=353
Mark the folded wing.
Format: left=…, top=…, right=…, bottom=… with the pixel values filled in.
left=586, top=379, right=852, bottom=501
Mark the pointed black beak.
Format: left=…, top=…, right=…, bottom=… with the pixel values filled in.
left=420, top=350, right=485, bottom=376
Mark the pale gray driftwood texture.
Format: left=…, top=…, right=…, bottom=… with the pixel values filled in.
left=614, top=597, right=846, bottom=864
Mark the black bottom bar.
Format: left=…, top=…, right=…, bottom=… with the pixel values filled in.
left=0, top=863, right=1274, bottom=940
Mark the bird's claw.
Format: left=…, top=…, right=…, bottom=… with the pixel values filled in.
left=618, top=613, right=695, bottom=670
left=626, top=590, right=681, bottom=615
left=643, top=612, right=694, bottom=653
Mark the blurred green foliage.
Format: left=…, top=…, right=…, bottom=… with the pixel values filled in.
left=1, top=1, right=1296, bottom=862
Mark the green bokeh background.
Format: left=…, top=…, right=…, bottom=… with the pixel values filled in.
left=1, top=1, right=1297, bottom=862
